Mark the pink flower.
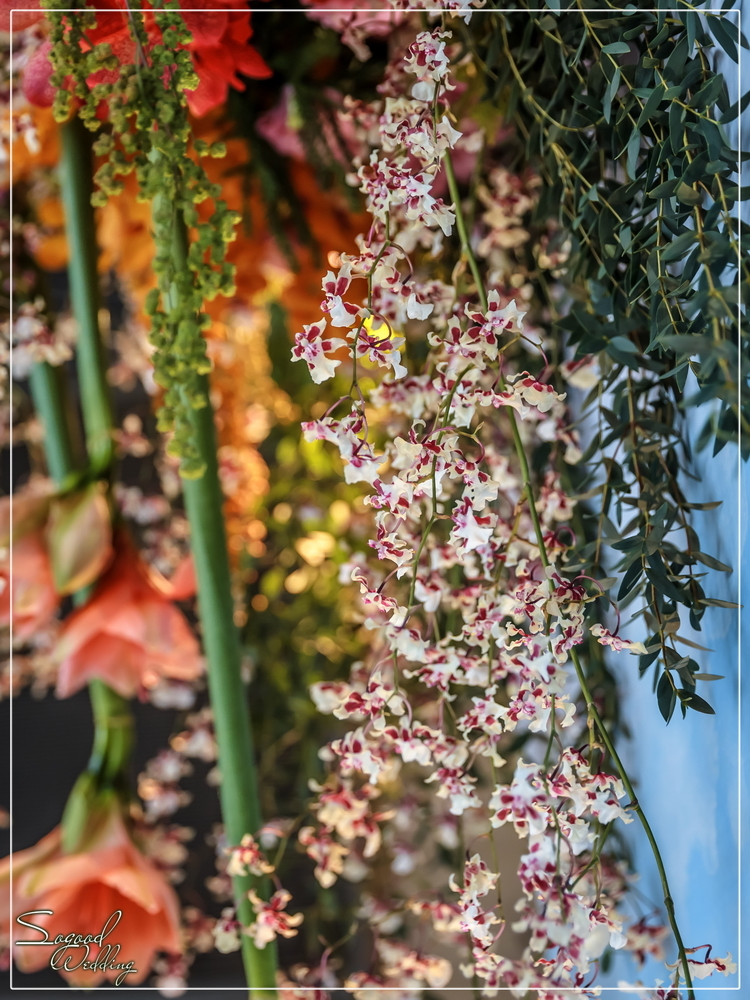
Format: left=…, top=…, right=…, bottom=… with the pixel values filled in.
left=255, top=84, right=307, bottom=160
left=298, top=827, right=349, bottom=888
left=292, top=319, right=347, bottom=384
left=301, top=0, right=403, bottom=61
left=591, top=623, right=647, bottom=654
left=0, top=0, right=43, bottom=32
left=225, top=834, right=275, bottom=878
left=245, top=889, right=303, bottom=948
left=450, top=497, right=495, bottom=553
left=449, top=852, right=499, bottom=904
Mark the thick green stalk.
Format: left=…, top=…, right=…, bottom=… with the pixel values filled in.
left=87, top=678, right=133, bottom=782
left=164, top=209, right=277, bottom=998
left=27, top=360, right=133, bottom=820
left=444, top=149, right=695, bottom=999
left=59, top=116, right=113, bottom=474
left=44, top=113, right=133, bottom=836
left=183, top=377, right=278, bottom=997
left=27, top=362, right=77, bottom=486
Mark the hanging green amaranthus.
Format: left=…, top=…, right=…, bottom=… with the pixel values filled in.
left=46, top=0, right=239, bottom=478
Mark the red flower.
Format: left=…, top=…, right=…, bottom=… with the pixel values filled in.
left=21, top=1, right=271, bottom=117
left=183, top=6, right=272, bottom=117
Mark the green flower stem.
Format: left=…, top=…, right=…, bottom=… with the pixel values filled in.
left=59, top=114, right=113, bottom=475
left=27, top=356, right=133, bottom=807
left=163, top=208, right=277, bottom=998
left=87, top=678, right=134, bottom=783
left=27, top=361, right=77, bottom=487
left=31, top=114, right=133, bottom=841
left=444, top=149, right=695, bottom=999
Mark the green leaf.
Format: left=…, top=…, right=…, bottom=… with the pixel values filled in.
left=673, top=635, right=713, bottom=652
left=602, top=41, right=630, bottom=55
left=675, top=182, right=701, bottom=206
left=648, top=180, right=677, bottom=199
left=707, top=14, right=739, bottom=62
left=661, top=230, right=697, bottom=263
left=646, top=566, right=687, bottom=606
left=626, top=129, right=640, bottom=179
left=636, top=84, right=666, bottom=128
left=690, top=74, right=725, bottom=110
left=657, top=672, right=677, bottom=723
left=609, top=335, right=638, bottom=353
left=682, top=10, right=699, bottom=51
left=603, top=67, right=621, bottom=123
left=721, top=88, right=750, bottom=123
left=692, top=551, right=733, bottom=573
left=618, top=559, right=643, bottom=600
left=679, top=689, right=716, bottom=715
left=668, top=99, right=686, bottom=155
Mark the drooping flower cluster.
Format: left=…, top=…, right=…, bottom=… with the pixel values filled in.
left=289, top=25, right=728, bottom=999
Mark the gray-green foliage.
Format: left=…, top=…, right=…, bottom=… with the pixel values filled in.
left=466, top=1, right=746, bottom=720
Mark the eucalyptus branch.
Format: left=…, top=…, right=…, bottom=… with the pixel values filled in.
left=489, top=3, right=742, bottom=723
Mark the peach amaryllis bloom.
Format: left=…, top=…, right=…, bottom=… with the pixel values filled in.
left=0, top=483, right=59, bottom=643
left=55, top=536, right=202, bottom=699
left=0, top=801, right=182, bottom=985
left=0, top=531, right=58, bottom=643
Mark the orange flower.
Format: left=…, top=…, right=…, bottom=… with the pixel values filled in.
left=55, top=536, right=202, bottom=699
left=0, top=803, right=181, bottom=986
left=0, top=531, right=58, bottom=642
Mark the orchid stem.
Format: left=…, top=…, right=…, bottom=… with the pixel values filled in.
left=160, top=205, right=277, bottom=999
left=443, top=148, right=695, bottom=1000
left=569, top=648, right=694, bottom=997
